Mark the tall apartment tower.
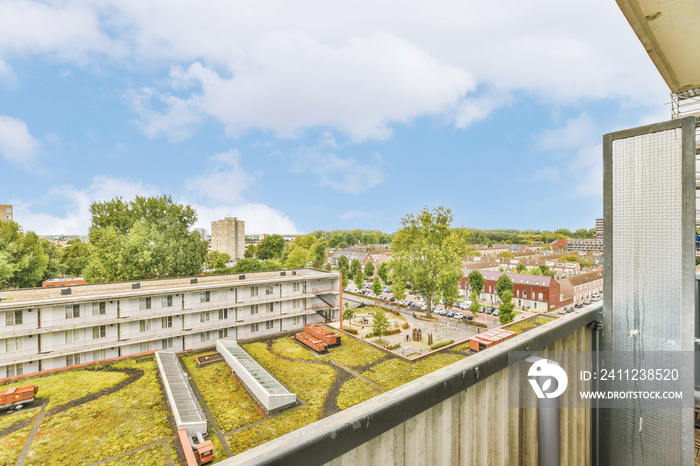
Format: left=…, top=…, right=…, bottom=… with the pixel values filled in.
left=211, top=217, right=245, bottom=259
left=0, top=204, right=13, bottom=222
left=595, top=218, right=604, bottom=241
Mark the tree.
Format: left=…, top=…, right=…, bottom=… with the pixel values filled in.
left=392, top=206, right=466, bottom=318
left=498, top=250, right=513, bottom=259
left=205, top=251, right=231, bottom=272
left=285, top=248, right=309, bottom=269
left=496, top=273, right=513, bottom=302
left=231, top=258, right=283, bottom=273
left=515, top=263, right=527, bottom=273
left=59, top=239, right=93, bottom=277
left=0, top=221, right=50, bottom=288
left=85, top=196, right=207, bottom=282
left=538, top=264, right=550, bottom=275
left=468, top=270, right=485, bottom=317
left=372, top=309, right=390, bottom=340
left=377, top=261, right=390, bottom=283
left=244, top=245, right=256, bottom=258
left=354, top=271, right=364, bottom=290
left=343, top=307, right=355, bottom=322
left=372, top=276, right=382, bottom=295
left=499, top=290, right=515, bottom=324
left=350, top=258, right=361, bottom=276
left=338, top=255, right=349, bottom=271
left=312, top=241, right=328, bottom=265
left=391, top=280, right=406, bottom=301
left=527, top=267, right=543, bottom=276
left=364, top=261, right=375, bottom=278
left=340, top=266, right=349, bottom=288
left=256, top=234, right=285, bottom=260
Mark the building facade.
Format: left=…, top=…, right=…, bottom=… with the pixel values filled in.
left=211, top=217, right=245, bottom=260
left=560, top=270, right=603, bottom=303
left=0, top=269, right=339, bottom=379
left=460, top=271, right=572, bottom=312
left=1, top=204, right=12, bottom=222
left=595, top=218, right=604, bottom=241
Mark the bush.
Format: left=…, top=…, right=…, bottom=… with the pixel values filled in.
left=366, top=327, right=401, bottom=338
left=430, top=339, right=454, bottom=351
left=401, top=322, right=410, bottom=330
left=387, top=344, right=401, bottom=350
left=342, top=326, right=358, bottom=335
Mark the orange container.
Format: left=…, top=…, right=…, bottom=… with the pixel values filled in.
left=304, top=324, right=341, bottom=346
left=0, top=384, right=38, bottom=408
left=295, top=332, right=328, bottom=352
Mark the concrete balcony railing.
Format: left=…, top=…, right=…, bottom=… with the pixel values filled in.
left=224, top=304, right=600, bottom=466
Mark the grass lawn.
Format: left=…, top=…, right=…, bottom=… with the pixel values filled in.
left=102, top=440, right=173, bottom=466
left=323, top=329, right=386, bottom=367
left=535, top=317, right=555, bottom=325
left=0, top=408, right=38, bottom=431
left=363, top=353, right=464, bottom=391
left=182, top=352, right=265, bottom=433
left=0, top=425, right=32, bottom=465
left=22, top=357, right=172, bottom=465
left=504, top=320, right=537, bottom=335
left=336, top=379, right=382, bottom=410
left=0, top=369, right=128, bottom=410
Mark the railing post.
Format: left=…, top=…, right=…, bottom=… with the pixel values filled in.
left=525, top=355, right=561, bottom=466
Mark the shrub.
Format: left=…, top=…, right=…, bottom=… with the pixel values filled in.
left=430, top=339, right=454, bottom=351
left=387, top=344, right=401, bottom=350
left=367, top=327, right=401, bottom=337
left=342, top=326, right=358, bottom=335
left=402, top=322, right=410, bottom=330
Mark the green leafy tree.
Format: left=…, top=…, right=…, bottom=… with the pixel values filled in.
left=231, top=258, right=283, bottom=273
left=59, top=239, right=93, bottom=277
left=350, top=258, right=361, bottom=276
left=469, top=290, right=480, bottom=317
left=343, top=307, right=355, bottom=322
left=527, top=267, right=543, bottom=276
left=372, top=276, right=382, bottom=295
left=354, top=271, right=364, bottom=290
left=372, top=309, right=390, bottom=339
left=205, top=251, right=231, bottom=272
left=256, top=234, right=285, bottom=260
left=377, top=261, right=390, bottom=283
left=340, top=266, right=349, bottom=288
left=498, top=250, right=513, bottom=259
left=468, top=270, right=485, bottom=317
left=324, top=263, right=332, bottom=271
left=0, top=221, right=50, bottom=288
left=391, top=280, right=407, bottom=301
left=538, top=264, right=550, bottom=275
left=392, top=206, right=467, bottom=318
left=364, top=261, right=375, bottom=278
left=496, top=273, right=513, bottom=301
left=285, top=248, right=310, bottom=269
left=40, top=238, right=66, bottom=281
left=244, top=245, right=256, bottom=258
left=312, top=240, right=328, bottom=265
left=515, top=263, right=527, bottom=273
left=85, top=196, right=207, bottom=282
left=499, top=290, right=515, bottom=324
left=338, top=255, right=349, bottom=271
left=328, top=234, right=343, bottom=248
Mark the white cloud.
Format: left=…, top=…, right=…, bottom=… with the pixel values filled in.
left=189, top=203, right=299, bottom=235
left=536, top=113, right=595, bottom=150
left=14, top=176, right=159, bottom=235
left=0, top=115, right=41, bottom=165
left=0, top=0, right=670, bottom=139
left=184, top=150, right=256, bottom=204
left=292, top=134, right=385, bottom=194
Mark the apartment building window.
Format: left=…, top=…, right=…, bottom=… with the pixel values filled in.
left=266, top=285, right=274, bottom=295
left=139, top=319, right=152, bottom=332
left=5, top=310, right=22, bottom=326
left=219, top=309, right=228, bottom=320
left=251, top=305, right=259, bottom=315
left=139, top=342, right=152, bottom=353
left=92, top=302, right=106, bottom=316
left=200, top=331, right=210, bottom=342
left=292, top=282, right=300, bottom=292
left=250, top=286, right=259, bottom=297
left=139, top=297, right=152, bottom=310
left=66, top=354, right=81, bottom=366
left=200, top=291, right=211, bottom=303
left=293, top=299, right=301, bottom=308
left=65, top=330, right=80, bottom=343
left=6, top=363, right=23, bottom=377
left=65, top=304, right=80, bottom=319
left=265, top=303, right=273, bottom=313
left=292, top=316, right=301, bottom=325
left=161, top=338, right=173, bottom=349
left=92, top=325, right=106, bottom=339
left=162, top=316, right=173, bottom=328
left=218, top=328, right=228, bottom=338
left=5, top=337, right=23, bottom=352
left=538, top=293, right=543, bottom=301
left=266, top=320, right=274, bottom=330
left=250, top=323, right=259, bottom=332
left=161, top=295, right=173, bottom=307
left=200, top=311, right=211, bottom=323
left=93, top=349, right=106, bottom=361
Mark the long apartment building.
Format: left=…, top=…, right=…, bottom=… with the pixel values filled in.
left=0, top=269, right=340, bottom=379
left=211, top=217, right=245, bottom=260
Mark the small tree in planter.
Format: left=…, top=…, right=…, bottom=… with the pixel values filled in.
left=372, top=309, right=390, bottom=342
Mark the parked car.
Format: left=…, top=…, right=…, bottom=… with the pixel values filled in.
left=446, top=311, right=455, bottom=318
left=574, top=303, right=583, bottom=308
left=453, top=312, right=464, bottom=319
left=478, top=306, right=485, bottom=313
left=466, top=315, right=474, bottom=321
left=492, top=310, right=500, bottom=317
left=389, top=297, right=395, bottom=302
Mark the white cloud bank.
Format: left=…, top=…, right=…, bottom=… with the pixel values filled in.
left=0, top=115, right=41, bottom=166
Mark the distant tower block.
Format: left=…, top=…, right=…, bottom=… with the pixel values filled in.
left=211, top=217, right=245, bottom=260
left=595, top=218, right=603, bottom=242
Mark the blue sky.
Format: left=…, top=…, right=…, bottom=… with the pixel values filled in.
left=0, top=0, right=669, bottom=235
